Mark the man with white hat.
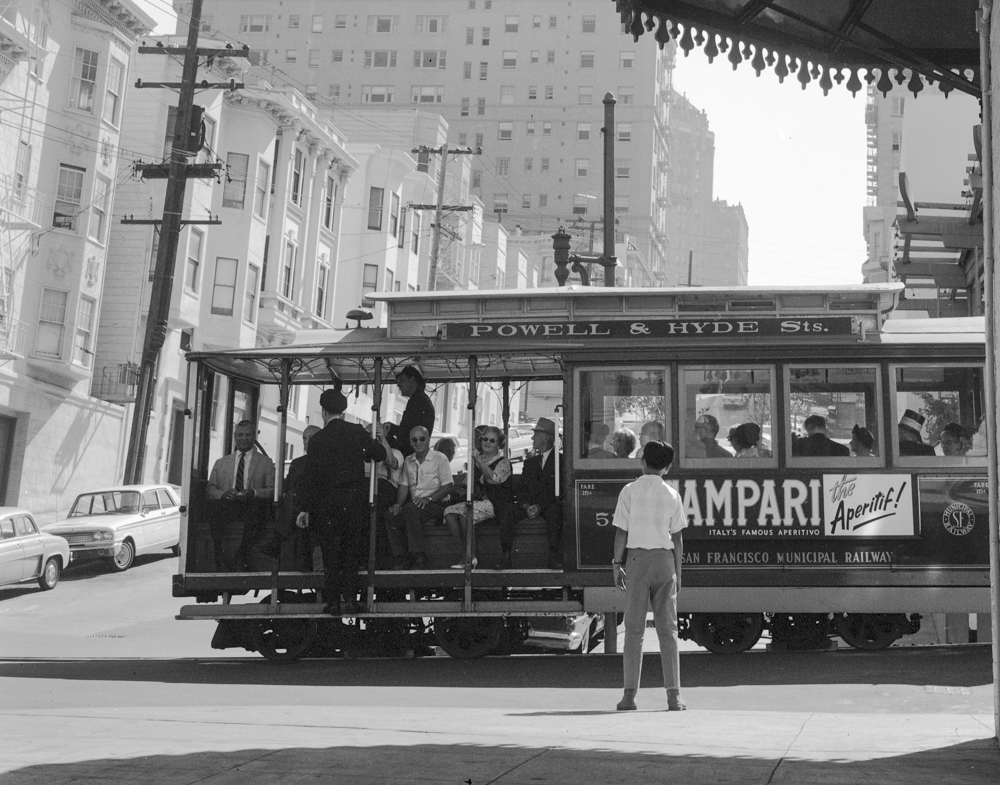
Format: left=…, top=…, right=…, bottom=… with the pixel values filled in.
left=898, top=409, right=935, bottom=457
left=519, top=417, right=564, bottom=569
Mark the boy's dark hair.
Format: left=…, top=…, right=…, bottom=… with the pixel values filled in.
left=642, top=440, right=674, bottom=470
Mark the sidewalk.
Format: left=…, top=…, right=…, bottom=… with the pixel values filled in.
left=0, top=646, right=997, bottom=784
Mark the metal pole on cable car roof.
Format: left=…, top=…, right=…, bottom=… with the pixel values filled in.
left=367, top=359, right=383, bottom=611
left=270, top=358, right=290, bottom=612
left=976, top=0, right=1000, bottom=740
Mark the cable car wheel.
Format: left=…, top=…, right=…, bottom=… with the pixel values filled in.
left=251, top=592, right=319, bottom=662
left=690, top=612, right=764, bottom=654
left=834, top=613, right=903, bottom=650
left=433, top=616, right=504, bottom=659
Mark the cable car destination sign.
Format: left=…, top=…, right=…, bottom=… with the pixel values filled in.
left=442, top=317, right=856, bottom=340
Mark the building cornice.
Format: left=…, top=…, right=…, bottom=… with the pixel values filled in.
left=72, top=0, right=153, bottom=40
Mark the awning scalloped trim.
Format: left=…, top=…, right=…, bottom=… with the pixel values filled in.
left=614, top=0, right=979, bottom=99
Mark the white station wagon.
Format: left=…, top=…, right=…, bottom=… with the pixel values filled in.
left=42, top=485, right=182, bottom=572
left=0, top=508, right=70, bottom=590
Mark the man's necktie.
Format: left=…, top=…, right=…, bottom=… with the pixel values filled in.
left=235, top=452, right=246, bottom=492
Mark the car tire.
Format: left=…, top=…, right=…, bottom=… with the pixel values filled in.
left=111, top=539, right=135, bottom=572
left=38, top=557, right=61, bottom=590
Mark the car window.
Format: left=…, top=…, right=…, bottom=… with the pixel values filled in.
left=22, top=516, right=38, bottom=535
left=142, top=491, right=160, bottom=511
left=13, top=516, right=31, bottom=536
left=156, top=489, right=176, bottom=508
left=0, top=519, right=14, bottom=539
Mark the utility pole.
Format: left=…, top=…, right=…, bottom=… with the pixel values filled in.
left=122, top=0, right=247, bottom=484
left=410, top=145, right=480, bottom=291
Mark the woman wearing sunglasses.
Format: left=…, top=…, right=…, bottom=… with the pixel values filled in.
left=442, top=425, right=514, bottom=569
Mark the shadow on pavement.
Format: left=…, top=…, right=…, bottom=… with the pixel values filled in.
left=0, top=645, right=993, bottom=691
left=0, top=553, right=176, bottom=601
left=1, top=739, right=997, bottom=785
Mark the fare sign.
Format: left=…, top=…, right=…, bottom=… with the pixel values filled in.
left=444, top=317, right=856, bottom=341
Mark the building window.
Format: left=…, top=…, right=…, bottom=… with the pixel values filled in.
left=411, top=85, right=444, bottom=103
left=223, top=152, right=249, bottom=208
left=362, top=85, right=394, bottom=103
left=53, top=164, right=85, bottom=231
left=541, top=157, right=549, bottom=171
left=14, top=141, right=30, bottom=201
left=312, top=15, right=322, bottom=32
left=291, top=148, right=304, bottom=206
left=498, top=121, right=513, bottom=140
left=505, top=15, right=518, bottom=32
left=282, top=240, right=296, bottom=299
left=362, top=263, right=379, bottom=296
left=618, top=85, right=634, bottom=104
left=69, top=47, right=99, bottom=112
left=493, top=193, right=508, bottom=214
left=477, top=97, right=486, bottom=115
left=544, top=85, right=553, bottom=100
left=254, top=160, right=269, bottom=219
left=103, top=58, right=124, bottom=125
left=36, top=288, right=67, bottom=358
left=549, top=16, right=557, bottom=28
left=528, top=85, right=537, bottom=99
left=539, top=194, right=547, bottom=208
left=463, top=61, right=472, bottom=79
left=579, top=86, right=593, bottom=104
left=577, top=122, right=591, bottom=140
left=308, top=49, right=320, bottom=68
left=576, top=158, right=589, bottom=177
left=368, top=186, right=384, bottom=230
left=390, top=192, right=400, bottom=237
left=186, top=229, right=204, bottom=292
left=502, top=50, right=516, bottom=68
left=542, top=122, right=551, bottom=136
left=288, top=14, right=299, bottom=28
left=500, top=85, right=514, bottom=104
left=615, top=194, right=629, bottom=213
left=324, top=176, right=337, bottom=230
left=522, top=194, right=531, bottom=209
left=367, top=15, right=398, bottom=33
left=892, top=96, right=905, bottom=115
left=329, top=84, right=340, bottom=98
left=415, top=15, right=448, bottom=33
left=524, top=157, right=533, bottom=171
left=573, top=194, right=589, bottom=215
left=526, top=120, right=535, bottom=135
left=74, top=296, right=95, bottom=367
left=335, top=15, right=346, bottom=29
left=582, top=16, right=596, bottom=33
left=580, top=51, right=594, bottom=68
left=458, top=133, right=468, bottom=146
left=479, top=61, right=488, bottom=80
left=482, top=26, right=490, bottom=45
left=617, top=122, right=632, bottom=142
left=497, top=157, right=510, bottom=176
left=461, top=97, right=470, bottom=116
left=285, top=49, right=297, bottom=63
left=316, top=260, right=329, bottom=317
left=472, top=169, right=482, bottom=188
left=475, top=132, right=484, bottom=149
left=240, top=14, right=271, bottom=32
left=547, top=49, right=555, bottom=64
left=244, top=264, right=259, bottom=324
left=616, top=158, right=631, bottom=178
left=211, top=257, right=238, bottom=316
left=533, top=15, right=541, bottom=28
left=332, top=50, right=344, bottom=63
left=466, top=26, right=474, bottom=44
left=89, top=175, right=110, bottom=242
left=412, top=213, right=420, bottom=254
left=414, top=50, right=447, bottom=68
left=620, top=50, right=635, bottom=69
left=364, top=50, right=396, bottom=68
left=892, top=132, right=902, bottom=151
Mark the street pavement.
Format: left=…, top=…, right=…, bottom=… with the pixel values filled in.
left=0, top=554, right=998, bottom=784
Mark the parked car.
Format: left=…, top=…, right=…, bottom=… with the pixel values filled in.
left=0, top=508, right=70, bottom=590
left=42, top=485, right=181, bottom=572
left=504, top=426, right=535, bottom=464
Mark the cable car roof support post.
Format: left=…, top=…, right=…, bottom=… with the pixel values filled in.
left=367, top=358, right=383, bottom=611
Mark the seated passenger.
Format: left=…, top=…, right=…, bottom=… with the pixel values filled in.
left=795, top=414, right=850, bottom=457
left=636, top=421, right=666, bottom=461
left=850, top=424, right=875, bottom=457
left=613, top=427, right=637, bottom=459
left=386, top=426, right=454, bottom=569
left=939, top=422, right=972, bottom=457
left=442, top=425, right=514, bottom=570
left=434, top=437, right=457, bottom=463
left=693, top=414, right=731, bottom=458
left=898, top=409, right=936, bottom=456
left=732, top=422, right=763, bottom=458
left=519, top=418, right=564, bottom=570
left=584, top=421, right=615, bottom=459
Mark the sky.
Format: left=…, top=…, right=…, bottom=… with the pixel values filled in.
left=139, top=3, right=870, bottom=288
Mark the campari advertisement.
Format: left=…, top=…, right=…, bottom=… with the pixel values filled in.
left=575, top=474, right=988, bottom=570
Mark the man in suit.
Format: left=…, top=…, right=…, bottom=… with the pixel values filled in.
left=794, top=414, right=850, bottom=457
left=519, top=417, right=564, bottom=569
left=207, top=419, right=276, bottom=571
left=296, top=385, right=386, bottom=614
left=693, top=414, right=731, bottom=459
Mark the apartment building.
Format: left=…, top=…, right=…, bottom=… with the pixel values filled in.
left=862, top=84, right=982, bottom=316
left=0, top=0, right=154, bottom=516
left=182, top=0, right=678, bottom=284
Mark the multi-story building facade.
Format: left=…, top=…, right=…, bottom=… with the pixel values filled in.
left=187, top=0, right=679, bottom=283
left=0, top=0, right=154, bottom=517
left=863, top=83, right=982, bottom=316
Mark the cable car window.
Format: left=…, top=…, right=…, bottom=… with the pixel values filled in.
left=893, top=364, right=986, bottom=464
left=577, top=368, right=668, bottom=465
left=787, top=365, right=881, bottom=466
left=680, top=366, right=774, bottom=466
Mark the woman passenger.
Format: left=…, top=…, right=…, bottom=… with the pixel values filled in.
left=442, top=425, right=514, bottom=570
left=613, top=428, right=637, bottom=459
left=850, top=424, right=875, bottom=457
left=733, top=423, right=762, bottom=458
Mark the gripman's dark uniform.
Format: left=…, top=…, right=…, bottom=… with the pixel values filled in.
left=299, top=418, right=386, bottom=609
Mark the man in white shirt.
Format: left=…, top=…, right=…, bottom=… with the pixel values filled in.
left=611, top=440, right=687, bottom=712
left=386, top=426, right=454, bottom=569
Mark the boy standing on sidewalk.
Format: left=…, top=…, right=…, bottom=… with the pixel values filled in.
left=611, top=440, right=687, bottom=711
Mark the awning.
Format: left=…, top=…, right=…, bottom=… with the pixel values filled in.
left=614, top=0, right=982, bottom=97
